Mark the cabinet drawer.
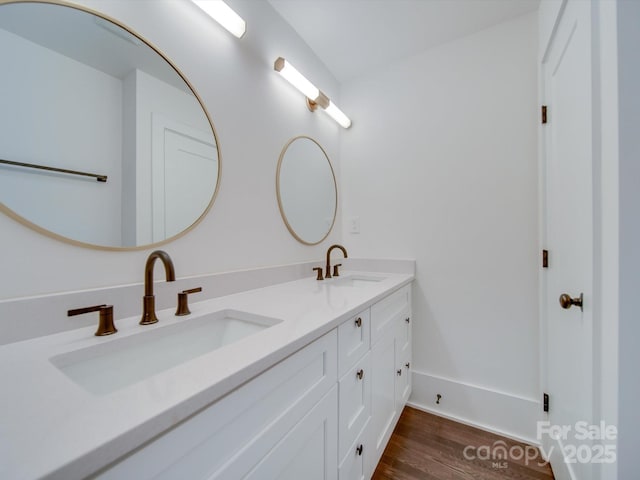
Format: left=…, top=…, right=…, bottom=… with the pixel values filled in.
left=338, top=421, right=369, bottom=480
left=338, top=351, right=371, bottom=461
left=370, top=284, right=410, bottom=345
left=95, top=330, right=337, bottom=480
left=338, top=309, right=370, bottom=377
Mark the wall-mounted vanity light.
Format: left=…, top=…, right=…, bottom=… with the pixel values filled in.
left=274, top=57, right=352, bottom=129
left=191, top=0, right=246, bottom=38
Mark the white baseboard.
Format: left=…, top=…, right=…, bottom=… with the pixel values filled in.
left=409, top=370, right=541, bottom=445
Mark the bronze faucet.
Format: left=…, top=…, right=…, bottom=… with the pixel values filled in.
left=325, top=244, right=348, bottom=279
left=140, top=250, right=176, bottom=325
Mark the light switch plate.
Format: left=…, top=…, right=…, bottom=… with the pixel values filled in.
left=349, top=217, right=360, bottom=234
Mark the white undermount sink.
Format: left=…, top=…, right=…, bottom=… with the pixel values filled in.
left=50, top=309, right=282, bottom=395
left=331, top=275, right=386, bottom=288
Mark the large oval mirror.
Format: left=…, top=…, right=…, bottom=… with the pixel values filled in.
left=276, top=136, right=337, bottom=245
left=0, top=1, right=220, bottom=249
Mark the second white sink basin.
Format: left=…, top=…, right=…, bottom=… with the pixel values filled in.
left=50, top=309, right=282, bottom=395
left=331, top=275, right=386, bottom=288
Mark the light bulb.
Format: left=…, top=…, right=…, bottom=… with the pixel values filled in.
left=274, top=57, right=320, bottom=102
left=324, top=101, right=352, bottom=129
left=192, top=0, right=246, bottom=38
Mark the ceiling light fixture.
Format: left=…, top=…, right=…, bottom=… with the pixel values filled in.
left=274, top=57, right=352, bottom=129
left=191, top=0, right=246, bottom=39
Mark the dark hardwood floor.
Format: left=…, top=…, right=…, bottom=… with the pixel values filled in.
left=373, top=407, right=555, bottom=480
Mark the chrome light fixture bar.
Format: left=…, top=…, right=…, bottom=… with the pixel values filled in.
left=274, top=57, right=352, bottom=129
left=191, top=0, right=246, bottom=38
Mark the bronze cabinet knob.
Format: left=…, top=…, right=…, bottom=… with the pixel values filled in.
left=559, top=293, right=583, bottom=311
left=356, top=444, right=363, bottom=456
left=356, top=369, right=364, bottom=380
left=355, top=317, right=362, bottom=327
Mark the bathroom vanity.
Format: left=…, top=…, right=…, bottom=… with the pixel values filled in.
left=0, top=265, right=413, bottom=480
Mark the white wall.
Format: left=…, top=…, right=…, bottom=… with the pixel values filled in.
left=0, top=0, right=342, bottom=300
left=0, top=28, right=123, bottom=246
left=340, top=13, right=539, bottom=439
left=615, top=1, right=640, bottom=476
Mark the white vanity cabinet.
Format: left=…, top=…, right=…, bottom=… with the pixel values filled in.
left=94, top=331, right=338, bottom=480
left=91, top=283, right=412, bottom=480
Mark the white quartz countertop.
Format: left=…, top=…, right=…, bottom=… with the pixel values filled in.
left=0, top=270, right=413, bottom=480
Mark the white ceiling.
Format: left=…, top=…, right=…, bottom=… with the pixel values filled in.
left=268, top=0, right=540, bottom=83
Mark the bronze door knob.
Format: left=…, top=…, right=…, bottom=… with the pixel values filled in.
left=559, top=293, right=583, bottom=311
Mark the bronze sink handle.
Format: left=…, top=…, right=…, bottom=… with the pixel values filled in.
left=313, top=267, right=324, bottom=281
left=68, top=304, right=117, bottom=336
left=176, top=287, right=203, bottom=316
left=332, top=263, right=342, bottom=277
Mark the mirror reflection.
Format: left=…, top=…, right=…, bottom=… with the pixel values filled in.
left=0, top=1, right=220, bottom=249
left=277, top=136, right=337, bottom=245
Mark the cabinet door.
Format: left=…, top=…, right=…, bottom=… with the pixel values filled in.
left=395, top=310, right=412, bottom=409
left=244, top=386, right=338, bottom=480
left=366, top=333, right=397, bottom=478
left=338, top=423, right=368, bottom=480
left=339, top=352, right=371, bottom=461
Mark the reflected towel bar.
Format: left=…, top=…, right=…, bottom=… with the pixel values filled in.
left=0, top=158, right=107, bottom=182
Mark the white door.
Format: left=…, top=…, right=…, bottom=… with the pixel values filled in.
left=541, top=2, right=593, bottom=479
left=151, top=114, right=218, bottom=241
left=367, top=333, right=397, bottom=479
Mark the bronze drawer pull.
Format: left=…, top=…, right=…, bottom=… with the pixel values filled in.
left=356, top=444, right=363, bottom=456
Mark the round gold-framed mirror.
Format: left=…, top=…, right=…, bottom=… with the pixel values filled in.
left=276, top=136, right=337, bottom=245
left=0, top=0, right=221, bottom=250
